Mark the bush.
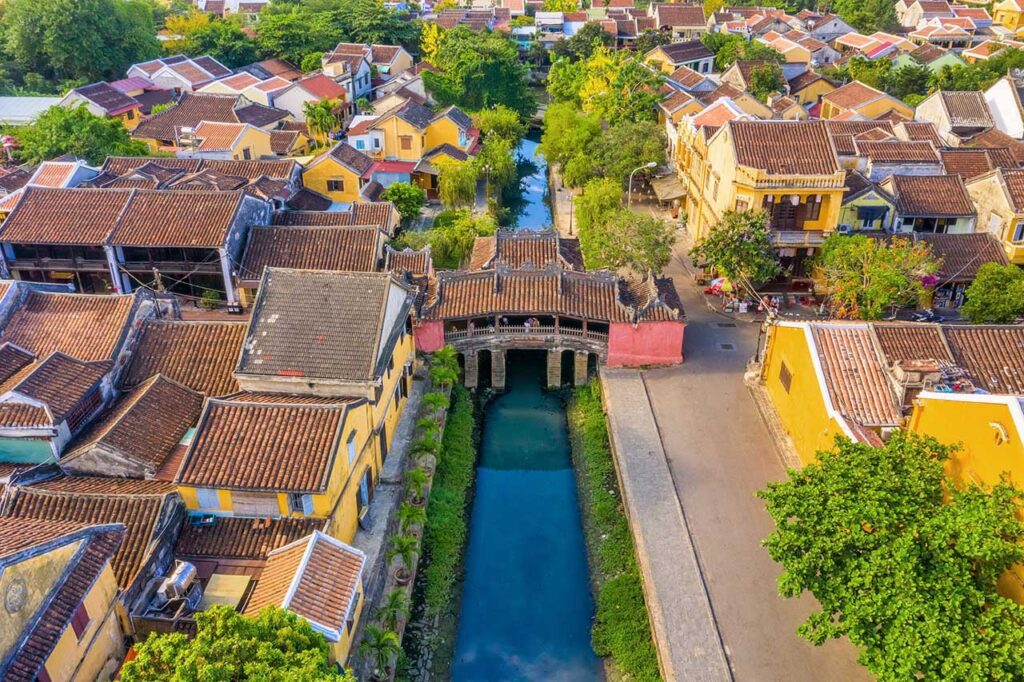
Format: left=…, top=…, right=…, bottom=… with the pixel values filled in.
left=420, top=385, right=477, bottom=613
left=568, top=382, right=661, bottom=681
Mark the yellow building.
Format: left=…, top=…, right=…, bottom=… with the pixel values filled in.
left=965, top=167, right=1024, bottom=264
left=188, top=121, right=274, bottom=161
left=820, top=80, right=914, bottom=120
left=233, top=268, right=417, bottom=488
left=788, top=71, right=837, bottom=107
left=175, top=394, right=379, bottom=543
left=839, top=170, right=896, bottom=230
left=358, top=100, right=476, bottom=163
left=908, top=391, right=1024, bottom=598
left=243, top=531, right=367, bottom=664
left=301, top=141, right=374, bottom=204
left=993, top=0, right=1024, bottom=33
left=59, top=82, right=142, bottom=131
left=0, top=518, right=125, bottom=682
left=685, top=120, right=845, bottom=275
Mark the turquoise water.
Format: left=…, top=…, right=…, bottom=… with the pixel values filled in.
left=507, top=132, right=553, bottom=231
left=452, top=352, right=602, bottom=681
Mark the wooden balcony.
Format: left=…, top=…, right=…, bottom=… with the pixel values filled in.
left=120, top=260, right=224, bottom=275
left=8, top=257, right=110, bottom=272
left=771, top=230, right=828, bottom=248
left=444, top=324, right=609, bottom=343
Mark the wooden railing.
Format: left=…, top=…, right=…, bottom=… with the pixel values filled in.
left=735, top=167, right=846, bottom=191
left=9, top=257, right=110, bottom=271
left=444, top=324, right=609, bottom=342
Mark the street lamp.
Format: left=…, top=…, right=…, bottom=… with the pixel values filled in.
left=628, top=161, right=657, bottom=209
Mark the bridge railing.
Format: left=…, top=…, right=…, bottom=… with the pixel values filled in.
left=444, top=324, right=608, bottom=342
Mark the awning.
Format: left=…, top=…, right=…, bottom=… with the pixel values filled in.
left=651, top=175, right=685, bottom=202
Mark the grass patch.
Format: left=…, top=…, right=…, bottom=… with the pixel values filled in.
left=568, top=381, right=662, bottom=682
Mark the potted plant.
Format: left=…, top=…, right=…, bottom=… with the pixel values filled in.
left=410, top=436, right=440, bottom=473
left=200, top=290, right=221, bottom=310
left=378, top=589, right=410, bottom=632
left=398, top=501, right=427, bottom=535
left=405, top=467, right=429, bottom=506
left=387, top=533, right=419, bottom=585
left=416, top=417, right=440, bottom=440
left=359, top=625, right=401, bottom=681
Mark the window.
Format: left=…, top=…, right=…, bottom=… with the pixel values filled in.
left=805, top=196, right=822, bottom=221
left=70, top=603, right=90, bottom=640
left=347, top=432, right=357, bottom=466
left=399, top=135, right=413, bottom=151
left=126, top=109, right=135, bottom=120
left=735, top=198, right=749, bottom=212
left=355, top=139, right=365, bottom=150
left=347, top=590, right=361, bottom=633
left=287, top=493, right=315, bottom=516
left=196, top=488, right=220, bottom=510
left=373, top=138, right=381, bottom=149
left=1013, top=220, right=1024, bottom=243
left=857, top=205, right=888, bottom=228
left=242, top=147, right=252, bottom=160
left=779, top=362, right=793, bottom=393
left=327, top=179, right=345, bottom=192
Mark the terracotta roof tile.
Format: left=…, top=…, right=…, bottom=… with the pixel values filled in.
left=940, top=148, right=1004, bottom=179
left=2, top=353, right=110, bottom=426
left=871, top=323, right=953, bottom=365
left=110, top=189, right=245, bottom=248
left=243, top=532, right=363, bottom=633
left=0, top=186, right=133, bottom=245
left=1, top=291, right=135, bottom=362
left=64, top=374, right=203, bottom=472
left=103, top=156, right=202, bottom=175
left=968, top=127, right=1024, bottom=165
left=240, top=225, right=381, bottom=280
left=856, top=140, right=939, bottom=163
left=122, top=320, right=246, bottom=397
left=729, top=120, right=840, bottom=175
left=810, top=323, right=903, bottom=427
left=918, top=232, right=1008, bottom=281
left=935, top=91, right=994, bottom=129
left=272, top=210, right=353, bottom=226
left=3, top=477, right=174, bottom=587
left=237, top=269, right=409, bottom=382
left=0, top=342, right=35, bottom=384
left=827, top=120, right=896, bottom=155
left=73, top=82, right=140, bottom=116
left=194, top=121, right=247, bottom=150
left=650, top=40, right=713, bottom=63
left=177, top=398, right=348, bottom=492
left=944, top=326, right=1024, bottom=394
left=177, top=516, right=325, bottom=559
left=823, top=81, right=886, bottom=111
left=887, top=174, right=974, bottom=216
left=386, top=246, right=431, bottom=276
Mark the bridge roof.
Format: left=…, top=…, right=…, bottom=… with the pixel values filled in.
left=421, top=264, right=683, bottom=324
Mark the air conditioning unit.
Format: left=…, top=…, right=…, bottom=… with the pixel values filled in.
left=837, top=223, right=852, bottom=234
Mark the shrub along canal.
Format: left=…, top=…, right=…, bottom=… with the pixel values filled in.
left=452, top=351, right=601, bottom=681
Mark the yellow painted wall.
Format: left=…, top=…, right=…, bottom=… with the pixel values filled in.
left=375, top=114, right=426, bottom=162
left=965, top=173, right=1024, bottom=265
left=730, top=93, right=774, bottom=119
left=791, top=78, right=836, bottom=106
left=119, top=109, right=141, bottom=132
left=424, top=116, right=467, bottom=152
left=302, top=156, right=364, bottom=203
left=994, top=0, right=1023, bottom=31
left=0, top=542, right=81, bottom=657
left=329, top=580, right=365, bottom=664
left=386, top=51, right=415, bottom=76
left=908, top=393, right=1024, bottom=600
left=44, top=565, right=123, bottom=682
left=839, top=192, right=895, bottom=230
left=231, top=127, right=274, bottom=161
left=762, top=324, right=850, bottom=465
left=647, top=49, right=681, bottom=74
left=857, top=95, right=914, bottom=120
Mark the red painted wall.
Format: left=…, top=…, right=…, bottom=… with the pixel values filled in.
left=415, top=320, right=445, bottom=353
left=606, top=321, right=685, bottom=367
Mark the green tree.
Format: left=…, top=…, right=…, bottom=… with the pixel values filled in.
left=635, top=29, right=670, bottom=55
left=581, top=208, right=675, bottom=273
left=395, top=210, right=498, bottom=269
left=748, top=64, right=785, bottom=102
left=121, top=605, right=354, bottom=681
left=11, top=105, right=148, bottom=165
left=540, top=102, right=601, bottom=183
left=591, top=119, right=666, bottom=186
left=884, top=63, right=931, bottom=101
left=817, top=233, right=939, bottom=319
left=543, top=0, right=578, bottom=10
left=422, top=26, right=536, bottom=118
left=472, top=105, right=526, bottom=145
left=359, top=625, right=402, bottom=680
left=177, top=16, right=258, bottom=68
left=759, top=432, right=1024, bottom=681
left=575, top=177, right=622, bottom=236
left=436, top=156, right=479, bottom=209
left=2, top=0, right=160, bottom=83
left=300, top=51, right=325, bottom=72
left=475, top=136, right=516, bottom=197
left=689, top=210, right=781, bottom=287
left=303, top=98, right=343, bottom=146
left=340, top=0, right=418, bottom=47
left=377, top=589, right=410, bottom=631
left=833, top=0, right=898, bottom=33
left=702, top=33, right=783, bottom=71
left=546, top=56, right=586, bottom=104
left=563, top=22, right=615, bottom=61
left=381, top=182, right=427, bottom=223
left=255, top=7, right=344, bottom=65
left=960, top=262, right=1024, bottom=324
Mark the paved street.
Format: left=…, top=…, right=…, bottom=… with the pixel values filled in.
left=639, top=237, right=868, bottom=681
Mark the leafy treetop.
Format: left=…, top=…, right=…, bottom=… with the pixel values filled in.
left=689, top=210, right=781, bottom=287
left=960, top=262, right=1024, bottom=324
left=8, top=105, right=149, bottom=165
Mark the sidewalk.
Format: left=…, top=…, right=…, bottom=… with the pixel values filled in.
left=600, top=367, right=733, bottom=682
left=548, top=164, right=575, bottom=237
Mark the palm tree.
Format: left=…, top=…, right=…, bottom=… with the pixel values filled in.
left=398, top=501, right=427, bottom=533
left=430, top=363, right=458, bottom=389
left=434, top=345, right=459, bottom=373
left=421, top=392, right=449, bottom=420
left=411, top=435, right=440, bottom=460
left=303, top=99, right=338, bottom=147
left=416, top=417, right=440, bottom=440
left=378, top=589, right=410, bottom=631
left=360, top=625, right=401, bottom=681
left=405, top=467, right=429, bottom=505
left=387, top=533, right=419, bottom=585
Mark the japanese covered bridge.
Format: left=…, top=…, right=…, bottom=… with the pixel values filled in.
left=412, top=230, right=686, bottom=390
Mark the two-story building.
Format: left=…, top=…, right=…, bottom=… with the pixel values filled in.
left=880, top=173, right=977, bottom=233
left=301, top=142, right=375, bottom=205
left=59, top=82, right=143, bottom=131
left=686, top=120, right=846, bottom=275
left=965, top=167, right=1024, bottom=264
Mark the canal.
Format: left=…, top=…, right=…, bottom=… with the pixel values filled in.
left=506, top=130, right=553, bottom=231
left=452, top=350, right=602, bottom=681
